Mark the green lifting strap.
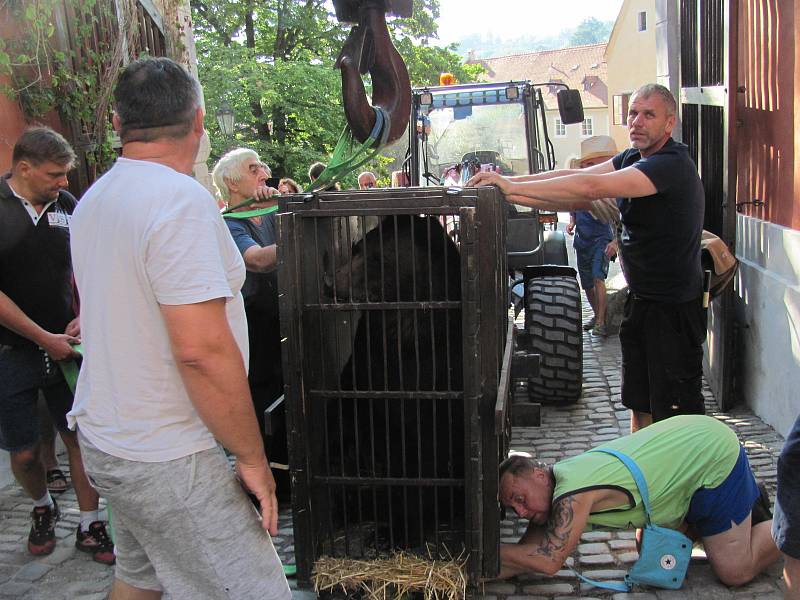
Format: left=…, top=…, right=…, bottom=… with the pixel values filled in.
left=221, top=107, right=388, bottom=218
left=58, top=343, right=83, bottom=395
left=222, top=203, right=280, bottom=220
left=307, top=106, right=390, bottom=193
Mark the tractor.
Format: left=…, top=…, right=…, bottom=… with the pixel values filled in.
left=402, top=79, right=586, bottom=406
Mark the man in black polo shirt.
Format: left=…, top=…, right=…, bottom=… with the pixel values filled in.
left=467, top=84, right=705, bottom=432
left=0, top=127, right=114, bottom=564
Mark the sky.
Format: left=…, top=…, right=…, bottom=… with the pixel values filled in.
left=434, top=0, right=625, bottom=46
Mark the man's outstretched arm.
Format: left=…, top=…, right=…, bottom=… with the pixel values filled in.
left=499, top=492, right=595, bottom=578
left=468, top=164, right=656, bottom=211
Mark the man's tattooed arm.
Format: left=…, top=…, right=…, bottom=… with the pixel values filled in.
left=534, top=495, right=577, bottom=559
left=498, top=493, right=594, bottom=578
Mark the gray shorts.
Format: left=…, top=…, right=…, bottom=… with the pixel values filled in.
left=78, top=433, right=290, bottom=600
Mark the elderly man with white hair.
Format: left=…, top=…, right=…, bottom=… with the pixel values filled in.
left=212, top=148, right=277, bottom=273
left=357, top=170, right=377, bottom=189
left=212, top=149, right=287, bottom=492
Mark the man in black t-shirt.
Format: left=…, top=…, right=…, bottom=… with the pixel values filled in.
left=0, top=128, right=113, bottom=563
left=468, top=84, right=706, bottom=432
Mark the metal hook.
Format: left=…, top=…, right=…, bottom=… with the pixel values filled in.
left=334, top=2, right=411, bottom=146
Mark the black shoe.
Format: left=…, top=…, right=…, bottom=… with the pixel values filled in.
left=751, top=481, right=772, bottom=526
left=28, top=498, right=60, bottom=555
left=76, top=521, right=116, bottom=565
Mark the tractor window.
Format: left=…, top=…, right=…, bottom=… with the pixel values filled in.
left=421, top=102, right=530, bottom=184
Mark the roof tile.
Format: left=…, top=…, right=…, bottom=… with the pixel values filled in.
left=467, top=43, right=609, bottom=110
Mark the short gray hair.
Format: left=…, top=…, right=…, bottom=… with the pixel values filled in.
left=499, top=455, right=549, bottom=480
left=632, top=83, right=677, bottom=116
left=114, top=57, right=202, bottom=144
left=12, top=127, right=76, bottom=168
left=211, top=148, right=269, bottom=202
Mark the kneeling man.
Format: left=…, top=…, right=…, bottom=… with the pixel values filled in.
left=499, top=415, right=779, bottom=587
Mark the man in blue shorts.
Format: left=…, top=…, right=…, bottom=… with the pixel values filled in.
left=0, top=127, right=114, bottom=564
left=567, top=136, right=619, bottom=337
left=774, top=415, right=800, bottom=599
left=497, top=415, right=780, bottom=586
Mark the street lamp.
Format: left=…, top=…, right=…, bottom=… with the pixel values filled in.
left=215, top=102, right=235, bottom=143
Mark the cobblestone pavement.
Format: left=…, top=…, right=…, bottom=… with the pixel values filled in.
left=0, top=255, right=790, bottom=600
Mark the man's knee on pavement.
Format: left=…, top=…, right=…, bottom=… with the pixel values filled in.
left=714, top=566, right=757, bottom=587
left=706, top=542, right=756, bottom=586
left=704, top=518, right=766, bottom=587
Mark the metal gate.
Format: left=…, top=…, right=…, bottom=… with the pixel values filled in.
left=678, top=0, right=737, bottom=408
left=277, top=187, right=512, bottom=586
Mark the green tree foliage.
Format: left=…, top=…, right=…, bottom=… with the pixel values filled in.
left=569, top=17, right=614, bottom=46
left=192, top=0, right=479, bottom=188
left=455, top=18, right=614, bottom=60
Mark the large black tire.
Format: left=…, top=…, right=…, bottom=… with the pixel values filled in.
left=542, top=230, right=569, bottom=265
left=526, top=275, right=582, bottom=404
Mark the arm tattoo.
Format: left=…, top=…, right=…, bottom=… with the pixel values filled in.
left=531, top=496, right=576, bottom=559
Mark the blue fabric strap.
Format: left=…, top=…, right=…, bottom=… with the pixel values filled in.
left=569, top=566, right=630, bottom=592
left=590, top=448, right=653, bottom=526
left=568, top=447, right=654, bottom=592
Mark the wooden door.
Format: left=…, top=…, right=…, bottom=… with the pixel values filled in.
left=678, top=0, right=737, bottom=408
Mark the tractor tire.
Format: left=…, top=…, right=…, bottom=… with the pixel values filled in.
left=542, top=230, right=569, bottom=265
left=525, top=275, right=583, bottom=404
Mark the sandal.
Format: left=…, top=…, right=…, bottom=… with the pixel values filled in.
left=46, top=469, right=69, bottom=494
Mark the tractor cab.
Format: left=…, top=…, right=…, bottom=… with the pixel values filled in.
left=403, top=79, right=587, bottom=406
left=407, top=80, right=583, bottom=187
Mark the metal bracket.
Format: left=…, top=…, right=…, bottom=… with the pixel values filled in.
left=263, top=394, right=285, bottom=437
left=736, top=199, right=766, bottom=212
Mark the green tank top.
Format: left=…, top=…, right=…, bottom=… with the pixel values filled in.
left=553, top=415, right=740, bottom=530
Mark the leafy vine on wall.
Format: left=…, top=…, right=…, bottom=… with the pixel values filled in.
left=0, top=0, right=184, bottom=172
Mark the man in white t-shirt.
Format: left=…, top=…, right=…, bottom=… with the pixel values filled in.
left=68, top=57, right=290, bottom=600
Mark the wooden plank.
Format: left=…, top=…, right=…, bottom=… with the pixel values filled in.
left=136, top=0, right=164, bottom=33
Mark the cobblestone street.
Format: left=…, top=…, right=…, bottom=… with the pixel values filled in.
left=0, top=244, right=790, bottom=599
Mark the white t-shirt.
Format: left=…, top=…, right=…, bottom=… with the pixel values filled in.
left=68, top=158, right=248, bottom=462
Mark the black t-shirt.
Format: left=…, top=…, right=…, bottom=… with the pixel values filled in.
left=0, top=175, right=77, bottom=348
left=612, top=139, right=704, bottom=302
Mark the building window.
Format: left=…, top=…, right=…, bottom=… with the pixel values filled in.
left=613, top=94, right=631, bottom=125
left=581, top=118, right=594, bottom=137
left=638, top=11, right=647, bottom=32
left=554, top=118, right=566, bottom=137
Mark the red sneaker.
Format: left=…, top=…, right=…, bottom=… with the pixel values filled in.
left=76, top=521, right=116, bottom=565
left=28, top=499, right=60, bottom=555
